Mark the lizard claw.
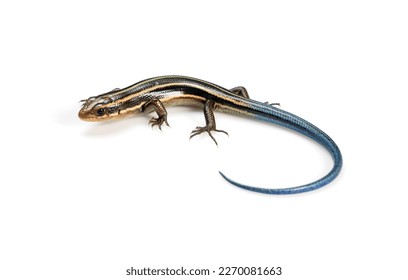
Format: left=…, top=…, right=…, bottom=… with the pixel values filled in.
left=190, top=126, right=228, bottom=146
left=149, top=115, right=169, bottom=130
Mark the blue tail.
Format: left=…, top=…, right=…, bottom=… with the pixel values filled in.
left=219, top=103, right=343, bottom=195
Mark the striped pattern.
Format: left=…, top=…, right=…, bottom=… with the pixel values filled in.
left=79, top=75, right=342, bottom=195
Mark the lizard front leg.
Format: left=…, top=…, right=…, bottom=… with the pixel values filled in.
left=142, top=99, right=169, bottom=130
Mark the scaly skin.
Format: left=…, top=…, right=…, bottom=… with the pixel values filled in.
left=79, top=75, right=342, bottom=194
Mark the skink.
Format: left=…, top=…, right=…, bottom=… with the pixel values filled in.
left=79, top=75, right=342, bottom=194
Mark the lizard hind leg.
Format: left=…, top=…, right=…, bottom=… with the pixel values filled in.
left=230, top=86, right=250, bottom=98
left=230, top=86, right=279, bottom=106
left=190, top=100, right=228, bottom=146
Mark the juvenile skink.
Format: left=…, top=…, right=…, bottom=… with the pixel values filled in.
left=79, top=75, right=342, bottom=194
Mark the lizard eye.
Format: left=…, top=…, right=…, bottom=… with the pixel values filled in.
left=95, top=108, right=105, bottom=116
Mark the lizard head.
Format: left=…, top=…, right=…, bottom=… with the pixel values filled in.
left=78, top=95, right=120, bottom=121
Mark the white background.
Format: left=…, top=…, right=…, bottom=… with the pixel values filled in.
left=1, top=1, right=407, bottom=279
